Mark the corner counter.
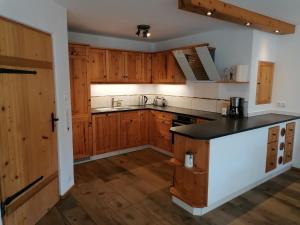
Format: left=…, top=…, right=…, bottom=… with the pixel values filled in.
left=169, top=114, right=299, bottom=216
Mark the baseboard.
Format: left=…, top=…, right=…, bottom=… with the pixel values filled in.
left=172, top=165, right=291, bottom=216
left=292, top=162, right=300, bottom=169
left=150, top=145, right=174, bottom=157
left=74, top=145, right=150, bottom=165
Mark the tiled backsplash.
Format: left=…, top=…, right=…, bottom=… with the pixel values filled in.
left=91, top=94, right=231, bottom=113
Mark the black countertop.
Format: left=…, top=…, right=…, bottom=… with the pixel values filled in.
left=91, top=105, right=299, bottom=140
left=170, top=113, right=299, bottom=140
left=91, top=105, right=221, bottom=121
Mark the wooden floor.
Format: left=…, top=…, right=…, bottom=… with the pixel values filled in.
left=38, top=149, right=300, bottom=225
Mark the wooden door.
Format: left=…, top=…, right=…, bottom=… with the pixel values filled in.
left=125, top=52, right=142, bottom=83
left=0, top=18, right=59, bottom=225
left=72, top=116, right=93, bottom=160
left=140, top=110, right=149, bottom=145
left=167, top=52, right=186, bottom=84
left=89, top=48, right=107, bottom=83
left=256, top=61, right=275, bottom=105
left=92, top=113, right=120, bottom=154
left=120, top=111, right=141, bottom=148
left=152, top=52, right=168, bottom=83
left=107, top=50, right=125, bottom=82
left=142, top=53, right=152, bottom=83
left=69, top=46, right=90, bottom=115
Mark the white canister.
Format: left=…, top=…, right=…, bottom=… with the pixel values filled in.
left=184, top=151, right=194, bottom=168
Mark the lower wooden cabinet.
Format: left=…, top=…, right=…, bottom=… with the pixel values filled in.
left=140, top=110, right=150, bottom=145
left=120, top=111, right=141, bottom=148
left=149, top=110, right=173, bottom=152
left=265, top=126, right=279, bottom=173
left=284, top=122, right=295, bottom=164
left=92, top=113, right=120, bottom=154
left=72, top=115, right=93, bottom=160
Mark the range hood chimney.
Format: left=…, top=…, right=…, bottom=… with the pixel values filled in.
left=173, top=46, right=221, bottom=81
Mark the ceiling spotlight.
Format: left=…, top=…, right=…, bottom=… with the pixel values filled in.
left=275, top=29, right=280, bottom=33
left=136, top=25, right=151, bottom=38
left=206, top=11, right=213, bottom=16
left=245, top=22, right=251, bottom=27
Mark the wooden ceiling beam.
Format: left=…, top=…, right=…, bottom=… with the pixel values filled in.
left=179, top=0, right=295, bottom=35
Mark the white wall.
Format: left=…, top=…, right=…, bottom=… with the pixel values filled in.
left=69, top=31, right=154, bottom=52
left=0, top=0, right=74, bottom=203
left=247, top=30, right=278, bottom=114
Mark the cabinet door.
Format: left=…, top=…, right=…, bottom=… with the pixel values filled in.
left=120, top=111, right=141, bottom=148
left=125, top=52, right=143, bottom=82
left=167, top=52, right=186, bottom=84
left=140, top=110, right=149, bottom=145
left=72, top=116, right=92, bottom=160
left=256, top=61, right=275, bottom=105
left=89, top=48, right=107, bottom=83
left=69, top=54, right=90, bottom=115
left=107, top=50, right=125, bottom=82
left=142, top=53, right=152, bottom=83
left=152, top=52, right=168, bottom=83
left=92, top=113, right=120, bottom=154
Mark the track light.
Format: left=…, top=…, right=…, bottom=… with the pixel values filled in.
left=206, top=11, right=213, bottom=16
left=275, top=29, right=280, bottom=34
left=136, top=25, right=151, bottom=38
left=245, top=22, right=251, bottom=27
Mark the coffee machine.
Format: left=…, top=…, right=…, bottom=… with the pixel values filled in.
left=229, top=97, right=244, bottom=118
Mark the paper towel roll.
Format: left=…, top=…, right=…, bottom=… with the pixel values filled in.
left=234, top=65, right=249, bottom=82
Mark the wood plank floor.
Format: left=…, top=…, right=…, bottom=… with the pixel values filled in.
left=38, top=149, right=300, bottom=225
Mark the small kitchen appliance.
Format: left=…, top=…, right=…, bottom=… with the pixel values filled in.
left=139, top=95, right=148, bottom=106
left=228, top=97, right=244, bottom=118
left=153, top=96, right=167, bottom=107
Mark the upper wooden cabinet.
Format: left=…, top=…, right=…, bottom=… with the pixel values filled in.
left=125, top=51, right=143, bottom=82
left=69, top=44, right=90, bottom=116
left=142, top=53, right=152, bottom=83
left=152, top=51, right=186, bottom=84
left=256, top=61, right=275, bottom=105
left=89, top=48, right=107, bottom=83
left=107, top=50, right=126, bottom=82
left=152, top=52, right=169, bottom=83
left=167, top=52, right=186, bottom=84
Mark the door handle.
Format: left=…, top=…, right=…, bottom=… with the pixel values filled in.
left=51, top=113, right=59, bottom=132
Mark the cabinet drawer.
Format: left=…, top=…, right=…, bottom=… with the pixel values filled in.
left=268, top=126, right=279, bottom=143
left=121, top=111, right=140, bottom=120
left=286, top=122, right=295, bottom=137
left=266, top=142, right=278, bottom=173
left=151, top=110, right=172, bottom=121
left=267, top=142, right=278, bottom=153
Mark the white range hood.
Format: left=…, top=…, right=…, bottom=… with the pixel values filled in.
left=173, top=46, right=221, bottom=82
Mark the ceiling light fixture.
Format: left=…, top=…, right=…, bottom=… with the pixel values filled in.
left=245, top=22, right=251, bottom=27
left=275, top=29, right=280, bottom=33
left=136, top=25, right=151, bottom=38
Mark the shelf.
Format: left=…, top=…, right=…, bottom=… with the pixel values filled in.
left=168, top=158, right=207, bottom=174
left=168, top=158, right=182, bottom=166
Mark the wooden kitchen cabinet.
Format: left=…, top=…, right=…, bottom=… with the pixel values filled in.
left=89, top=48, right=107, bottom=83
left=150, top=110, right=173, bottom=152
left=120, top=111, right=141, bottom=148
left=284, top=122, right=296, bottom=164
left=167, top=52, right=186, bottom=84
left=140, top=110, right=150, bottom=145
left=152, top=52, right=169, bottom=83
left=125, top=51, right=143, bottom=82
left=265, top=126, right=279, bottom=172
left=142, top=53, right=152, bottom=83
left=107, top=50, right=126, bottom=82
left=256, top=61, right=275, bottom=105
left=92, top=113, right=120, bottom=154
left=72, top=115, right=93, bottom=160
left=69, top=44, right=90, bottom=116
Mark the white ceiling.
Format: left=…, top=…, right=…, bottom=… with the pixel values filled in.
left=54, top=0, right=300, bottom=42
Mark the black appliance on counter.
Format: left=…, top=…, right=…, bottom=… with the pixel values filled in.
left=228, top=97, right=244, bottom=119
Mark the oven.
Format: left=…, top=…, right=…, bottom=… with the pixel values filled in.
left=172, top=114, right=197, bottom=144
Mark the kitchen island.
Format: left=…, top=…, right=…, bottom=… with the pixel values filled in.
left=169, top=114, right=299, bottom=215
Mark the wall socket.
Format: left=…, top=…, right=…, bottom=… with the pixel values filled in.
left=277, top=102, right=286, bottom=108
